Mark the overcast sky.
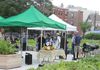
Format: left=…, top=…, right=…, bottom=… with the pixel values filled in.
left=51, top=0, right=100, bottom=12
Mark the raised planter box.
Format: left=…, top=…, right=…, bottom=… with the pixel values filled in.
left=0, top=54, right=22, bottom=69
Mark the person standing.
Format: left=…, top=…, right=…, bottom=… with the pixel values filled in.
left=65, top=40, right=68, bottom=59
left=22, top=36, right=27, bottom=51
left=37, top=35, right=41, bottom=51
left=37, top=35, right=45, bottom=51
left=60, top=35, right=65, bottom=49
left=74, top=32, right=82, bottom=59
left=55, top=33, right=61, bottom=49
left=45, top=34, right=50, bottom=46
left=72, top=33, right=76, bottom=60
left=21, top=31, right=27, bottom=51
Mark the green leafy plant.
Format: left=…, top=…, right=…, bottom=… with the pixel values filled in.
left=80, top=22, right=91, bottom=38
left=28, top=55, right=100, bottom=70
left=16, top=39, right=36, bottom=48
left=0, top=40, right=16, bottom=55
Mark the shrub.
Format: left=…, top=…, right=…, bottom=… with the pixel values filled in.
left=67, top=33, right=72, bottom=38
left=85, top=33, right=100, bottom=40
left=28, top=55, right=100, bottom=70
left=0, top=40, right=16, bottom=55
left=36, top=61, right=98, bottom=70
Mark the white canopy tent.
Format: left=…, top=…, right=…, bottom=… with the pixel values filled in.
left=28, top=14, right=77, bottom=31
left=27, top=27, right=62, bottom=30
left=49, top=14, right=77, bottom=31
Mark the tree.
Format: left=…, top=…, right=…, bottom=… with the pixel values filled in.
left=34, top=0, right=53, bottom=16
left=80, top=22, right=91, bottom=37
left=0, top=0, right=53, bottom=33
left=0, top=0, right=29, bottom=18
left=0, top=0, right=53, bottom=18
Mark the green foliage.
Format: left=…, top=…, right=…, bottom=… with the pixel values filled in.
left=16, top=39, right=36, bottom=48
left=67, top=33, right=72, bottom=38
left=28, top=39, right=36, bottom=47
left=0, top=0, right=28, bottom=18
left=67, top=38, right=100, bottom=49
left=28, top=55, right=100, bottom=70
left=80, top=22, right=91, bottom=33
left=34, top=0, right=53, bottom=16
left=80, top=22, right=91, bottom=38
left=0, top=40, right=16, bottom=55
left=0, top=0, right=53, bottom=18
left=85, top=33, right=100, bottom=40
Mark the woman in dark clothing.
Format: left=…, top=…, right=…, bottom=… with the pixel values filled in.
left=60, top=35, right=65, bottom=49
left=37, top=35, right=45, bottom=51
left=65, top=40, right=68, bottom=59
left=22, top=37, right=26, bottom=51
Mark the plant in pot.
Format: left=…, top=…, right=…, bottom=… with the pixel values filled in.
left=0, top=40, right=22, bottom=69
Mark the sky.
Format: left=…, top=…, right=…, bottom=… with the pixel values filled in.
left=51, top=0, right=100, bottom=12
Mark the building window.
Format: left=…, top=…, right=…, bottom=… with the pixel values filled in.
left=69, top=12, right=74, bottom=19
left=71, top=13, right=74, bottom=18
left=60, top=12, right=62, bottom=15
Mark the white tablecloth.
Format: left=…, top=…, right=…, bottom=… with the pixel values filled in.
left=37, top=49, right=65, bottom=62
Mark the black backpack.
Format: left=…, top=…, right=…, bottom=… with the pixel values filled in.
left=75, top=35, right=81, bottom=45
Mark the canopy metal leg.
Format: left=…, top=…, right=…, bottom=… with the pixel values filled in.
left=41, top=30, right=43, bottom=49
left=64, top=31, right=66, bottom=50
left=20, top=28, right=23, bottom=58
left=26, top=28, right=28, bottom=51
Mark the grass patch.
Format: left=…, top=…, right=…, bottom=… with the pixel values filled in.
left=28, top=55, right=100, bottom=70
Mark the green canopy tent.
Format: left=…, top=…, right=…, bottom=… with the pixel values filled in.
left=0, top=16, right=4, bottom=20
left=0, top=6, right=66, bottom=51
left=0, top=6, right=66, bottom=30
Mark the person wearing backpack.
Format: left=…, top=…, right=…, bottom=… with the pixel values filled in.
left=74, top=32, right=82, bottom=59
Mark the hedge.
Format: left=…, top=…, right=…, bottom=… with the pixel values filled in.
left=84, top=33, right=100, bottom=40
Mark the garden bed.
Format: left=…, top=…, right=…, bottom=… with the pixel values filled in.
left=0, top=54, right=22, bottom=69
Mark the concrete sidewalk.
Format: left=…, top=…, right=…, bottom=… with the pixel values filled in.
left=0, top=51, right=73, bottom=70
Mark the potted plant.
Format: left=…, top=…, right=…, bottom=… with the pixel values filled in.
left=0, top=40, right=22, bottom=69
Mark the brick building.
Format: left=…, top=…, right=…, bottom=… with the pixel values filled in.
left=53, top=6, right=83, bottom=34
left=53, top=6, right=68, bottom=22
left=67, top=10, right=83, bottom=34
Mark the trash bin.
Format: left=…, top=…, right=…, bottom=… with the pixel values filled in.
left=25, top=53, right=32, bottom=65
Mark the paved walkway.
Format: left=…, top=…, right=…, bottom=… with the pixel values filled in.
left=0, top=51, right=73, bottom=70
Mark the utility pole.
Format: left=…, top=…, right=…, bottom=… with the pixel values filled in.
left=93, top=11, right=96, bottom=30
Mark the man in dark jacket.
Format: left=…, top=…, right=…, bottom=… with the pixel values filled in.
left=60, top=35, right=65, bottom=49
left=74, top=33, right=82, bottom=59
left=37, top=35, right=45, bottom=51
left=22, top=37, right=26, bottom=51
